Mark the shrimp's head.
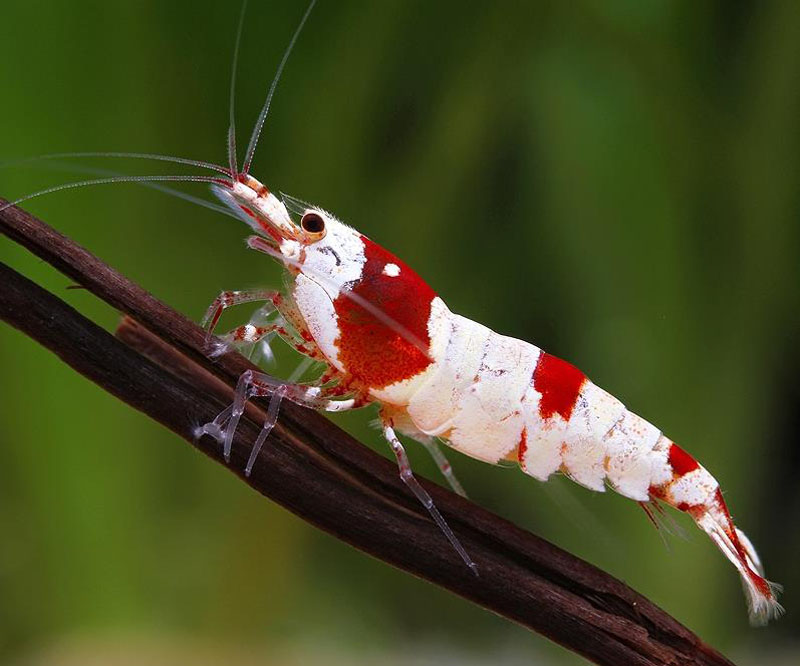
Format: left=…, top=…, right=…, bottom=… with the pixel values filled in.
left=212, top=176, right=367, bottom=294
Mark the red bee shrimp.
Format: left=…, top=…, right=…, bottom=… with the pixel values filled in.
left=4, top=0, right=781, bottom=627
left=197, top=167, right=782, bottom=624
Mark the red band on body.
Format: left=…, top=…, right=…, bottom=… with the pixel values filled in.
left=668, top=443, right=700, bottom=476
left=532, top=352, right=586, bottom=420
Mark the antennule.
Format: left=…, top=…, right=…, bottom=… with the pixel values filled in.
left=227, top=0, right=249, bottom=178
left=242, top=0, right=317, bottom=175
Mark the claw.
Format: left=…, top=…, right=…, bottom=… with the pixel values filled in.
left=195, top=421, right=224, bottom=442
left=205, top=337, right=232, bottom=358
left=195, top=404, right=235, bottom=463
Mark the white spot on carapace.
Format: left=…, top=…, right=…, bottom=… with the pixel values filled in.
left=383, top=263, right=401, bottom=277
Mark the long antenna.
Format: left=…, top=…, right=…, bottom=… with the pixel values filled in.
left=14, top=159, right=239, bottom=219
left=0, top=174, right=229, bottom=213
left=227, top=0, right=249, bottom=178
left=1, top=152, right=230, bottom=176
left=242, top=0, right=317, bottom=175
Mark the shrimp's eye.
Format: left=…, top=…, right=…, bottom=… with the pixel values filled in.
left=301, top=212, right=326, bottom=235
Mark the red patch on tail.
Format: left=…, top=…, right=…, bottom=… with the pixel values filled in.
left=709, top=489, right=772, bottom=597
left=711, top=490, right=766, bottom=587
left=668, top=443, right=700, bottom=476
left=532, top=353, right=585, bottom=420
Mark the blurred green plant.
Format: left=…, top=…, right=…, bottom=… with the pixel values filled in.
left=1, top=1, right=798, bottom=664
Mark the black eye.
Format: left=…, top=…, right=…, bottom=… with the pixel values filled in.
left=301, top=212, right=325, bottom=234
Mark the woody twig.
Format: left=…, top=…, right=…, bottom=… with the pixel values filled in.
left=0, top=200, right=736, bottom=666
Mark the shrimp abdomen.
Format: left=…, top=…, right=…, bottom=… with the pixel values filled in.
left=407, top=316, right=539, bottom=464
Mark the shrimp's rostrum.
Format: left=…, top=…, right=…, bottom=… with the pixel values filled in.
left=204, top=174, right=781, bottom=626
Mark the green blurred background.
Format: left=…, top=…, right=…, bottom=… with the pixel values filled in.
left=1, top=1, right=799, bottom=663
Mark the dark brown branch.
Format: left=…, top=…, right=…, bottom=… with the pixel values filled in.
left=0, top=201, right=735, bottom=666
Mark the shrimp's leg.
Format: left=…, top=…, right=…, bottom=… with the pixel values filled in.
left=419, top=438, right=467, bottom=498
left=243, top=385, right=287, bottom=477
left=385, top=412, right=468, bottom=497
left=202, top=288, right=279, bottom=337
left=199, top=369, right=357, bottom=472
left=215, top=318, right=313, bottom=356
left=217, top=322, right=278, bottom=346
left=203, top=289, right=325, bottom=363
left=381, top=418, right=478, bottom=576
